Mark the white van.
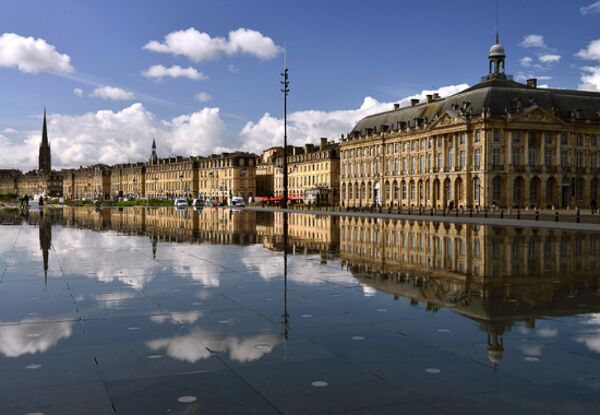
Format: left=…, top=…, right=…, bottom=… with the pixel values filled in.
left=174, top=198, right=188, bottom=208
left=229, top=196, right=245, bottom=208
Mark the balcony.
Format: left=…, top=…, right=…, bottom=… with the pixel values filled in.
left=513, top=165, right=526, bottom=172
left=489, top=164, right=504, bottom=171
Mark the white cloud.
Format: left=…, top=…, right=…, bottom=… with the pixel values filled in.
left=0, top=32, right=73, bottom=74
left=73, top=88, right=83, bottom=97
left=539, top=54, right=561, bottom=64
left=581, top=1, right=600, bottom=15
left=90, top=86, right=135, bottom=101
left=578, top=66, right=600, bottom=91
left=143, top=27, right=280, bottom=62
left=520, top=34, right=546, bottom=48
left=194, top=92, right=212, bottom=103
left=520, top=56, right=533, bottom=67
left=239, top=84, right=468, bottom=154
left=142, top=64, right=207, bottom=80
left=576, top=39, right=600, bottom=61
left=0, top=84, right=468, bottom=171
left=227, top=64, right=239, bottom=73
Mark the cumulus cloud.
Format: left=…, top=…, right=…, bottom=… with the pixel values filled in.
left=143, top=27, right=280, bottom=62
left=578, top=66, right=600, bottom=91
left=73, top=88, right=83, bottom=97
left=520, top=56, right=533, bottom=67
left=194, top=92, right=212, bottom=102
left=580, top=1, right=600, bottom=15
left=0, top=32, right=73, bottom=74
left=576, top=39, right=600, bottom=61
left=90, top=86, right=135, bottom=101
left=142, top=64, right=207, bottom=80
left=538, top=54, right=561, bottom=64
left=520, top=34, right=546, bottom=48
left=0, top=84, right=468, bottom=170
left=239, top=84, right=468, bottom=154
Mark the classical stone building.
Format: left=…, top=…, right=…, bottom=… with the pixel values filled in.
left=110, top=162, right=146, bottom=199
left=340, top=38, right=600, bottom=209
left=274, top=138, right=340, bottom=205
left=197, top=152, right=257, bottom=202
left=256, top=147, right=284, bottom=198
left=0, top=169, right=20, bottom=194
left=146, top=156, right=199, bottom=199
left=73, top=164, right=111, bottom=200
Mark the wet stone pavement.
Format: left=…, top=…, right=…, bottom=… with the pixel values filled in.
left=0, top=207, right=600, bottom=414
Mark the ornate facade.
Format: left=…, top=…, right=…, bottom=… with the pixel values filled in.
left=197, top=152, right=257, bottom=202
left=340, top=39, right=600, bottom=209
left=72, top=164, right=111, bottom=200
left=146, top=156, right=199, bottom=200
left=274, top=139, right=340, bottom=205
left=110, top=163, right=146, bottom=199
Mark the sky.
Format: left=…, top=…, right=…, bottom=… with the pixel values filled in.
left=1, top=0, right=600, bottom=170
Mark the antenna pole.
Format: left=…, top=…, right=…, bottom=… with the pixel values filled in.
left=496, top=0, right=500, bottom=43
left=281, top=42, right=289, bottom=209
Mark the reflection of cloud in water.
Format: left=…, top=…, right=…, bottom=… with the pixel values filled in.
left=150, top=311, right=203, bottom=325
left=362, top=285, right=377, bottom=297
left=536, top=328, right=558, bottom=338
left=0, top=319, right=74, bottom=357
left=146, top=329, right=279, bottom=363
left=519, top=343, right=543, bottom=357
left=576, top=314, right=600, bottom=353
left=240, top=245, right=355, bottom=285
left=52, top=229, right=224, bottom=289
left=93, top=291, right=138, bottom=308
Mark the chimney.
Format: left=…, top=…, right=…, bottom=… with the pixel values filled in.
left=411, top=99, right=419, bottom=107
left=393, top=103, right=400, bottom=110
left=527, top=78, right=537, bottom=89
left=426, top=94, right=433, bottom=104
left=433, top=93, right=440, bottom=100
left=320, top=137, right=327, bottom=148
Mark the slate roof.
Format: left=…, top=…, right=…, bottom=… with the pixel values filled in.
left=351, top=79, right=600, bottom=135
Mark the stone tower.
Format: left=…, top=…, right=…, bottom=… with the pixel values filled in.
left=38, top=108, right=51, bottom=174
left=150, top=138, right=158, bottom=164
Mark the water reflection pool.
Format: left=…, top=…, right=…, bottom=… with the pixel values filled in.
left=0, top=206, right=599, bottom=414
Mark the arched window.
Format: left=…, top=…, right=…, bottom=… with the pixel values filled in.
left=492, top=176, right=502, bottom=202
left=409, top=181, right=415, bottom=201
left=401, top=181, right=407, bottom=200
left=393, top=181, right=399, bottom=200
left=341, top=183, right=346, bottom=200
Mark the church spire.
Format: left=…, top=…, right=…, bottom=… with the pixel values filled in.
left=150, top=137, right=158, bottom=164
left=38, top=107, right=51, bottom=174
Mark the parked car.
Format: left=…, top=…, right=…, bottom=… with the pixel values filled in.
left=229, top=196, right=245, bottom=208
left=191, top=198, right=204, bottom=208
left=174, top=198, right=188, bottom=208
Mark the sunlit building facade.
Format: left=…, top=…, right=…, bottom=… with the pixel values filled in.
left=340, top=40, right=600, bottom=209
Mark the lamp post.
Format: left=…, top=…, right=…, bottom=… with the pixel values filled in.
left=281, top=47, right=289, bottom=209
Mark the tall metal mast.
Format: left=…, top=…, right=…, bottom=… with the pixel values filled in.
left=281, top=44, right=289, bottom=209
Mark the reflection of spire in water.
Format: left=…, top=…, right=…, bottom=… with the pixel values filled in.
left=281, top=212, right=290, bottom=363
left=484, top=322, right=505, bottom=370
left=152, top=234, right=158, bottom=259
left=38, top=210, right=51, bottom=287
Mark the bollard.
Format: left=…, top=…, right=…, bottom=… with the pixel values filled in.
left=469, top=208, right=473, bottom=218
left=517, top=209, right=521, bottom=220
left=500, top=209, right=504, bottom=219
left=388, top=207, right=391, bottom=214
left=484, top=209, right=488, bottom=218
left=442, top=208, right=446, bottom=217
left=430, top=208, right=434, bottom=216
left=455, top=208, right=459, bottom=217
left=555, top=211, right=559, bottom=222
left=408, top=207, right=411, bottom=215
left=535, top=210, right=539, bottom=221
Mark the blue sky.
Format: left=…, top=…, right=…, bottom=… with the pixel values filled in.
left=1, top=0, right=600, bottom=170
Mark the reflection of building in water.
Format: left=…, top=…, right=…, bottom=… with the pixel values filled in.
left=340, top=216, right=600, bottom=366
left=266, top=212, right=339, bottom=257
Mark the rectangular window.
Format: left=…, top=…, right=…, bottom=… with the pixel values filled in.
left=560, top=133, right=568, bottom=145
left=437, top=137, right=443, bottom=147
left=592, top=153, right=598, bottom=169
left=410, top=141, right=416, bottom=151
left=436, top=153, right=442, bottom=169
left=475, top=130, right=481, bottom=143
left=561, top=150, right=568, bottom=167
left=592, top=135, right=598, bottom=147
left=545, top=133, right=552, bottom=145
left=460, top=133, right=465, bottom=145
left=492, top=148, right=501, bottom=166
left=459, top=151, right=465, bottom=168
left=493, top=130, right=501, bottom=143
left=419, top=155, right=425, bottom=171
left=474, top=149, right=481, bottom=169
left=512, top=148, right=521, bottom=166
left=545, top=149, right=552, bottom=166
left=577, top=135, right=583, bottom=146
left=512, top=131, right=521, bottom=143
left=576, top=151, right=583, bottom=168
